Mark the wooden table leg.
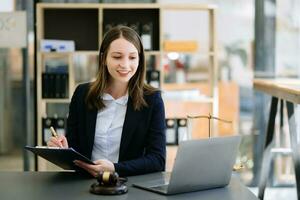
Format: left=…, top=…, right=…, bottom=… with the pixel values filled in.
left=258, top=96, right=278, bottom=200
left=286, top=101, right=300, bottom=200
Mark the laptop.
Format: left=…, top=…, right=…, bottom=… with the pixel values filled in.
left=132, top=135, right=241, bottom=195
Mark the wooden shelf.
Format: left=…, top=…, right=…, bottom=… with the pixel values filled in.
left=162, top=51, right=216, bottom=56
left=145, top=51, right=161, bottom=56
left=163, top=97, right=214, bottom=104
left=35, top=2, right=219, bottom=171
left=72, top=51, right=99, bottom=55
left=162, top=4, right=217, bottom=10
left=100, top=3, right=160, bottom=9
left=40, top=52, right=72, bottom=57
left=37, top=3, right=101, bottom=9
left=42, top=99, right=70, bottom=103
left=162, top=82, right=208, bottom=91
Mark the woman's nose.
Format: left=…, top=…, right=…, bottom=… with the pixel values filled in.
left=119, top=58, right=129, bottom=68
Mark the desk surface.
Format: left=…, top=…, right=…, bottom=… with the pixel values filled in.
left=0, top=172, right=258, bottom=200
left=254, top=78, right=300, bottom=104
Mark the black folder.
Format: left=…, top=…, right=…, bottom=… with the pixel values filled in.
left=42, top=73, right=49, bottom=98
left=25, top=146, right=95, bottom=170
left=49, top=73, right=56, bottom=98
left=60, top=73, right=69, bottom=98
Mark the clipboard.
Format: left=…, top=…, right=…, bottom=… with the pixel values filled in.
left=25, top=146, right=95, bottom=170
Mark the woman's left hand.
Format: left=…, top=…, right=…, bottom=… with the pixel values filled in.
left=74, top=159, right=115, bottom=177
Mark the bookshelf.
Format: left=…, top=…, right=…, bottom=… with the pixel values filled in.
left=35, top=3, right=219, bottom=171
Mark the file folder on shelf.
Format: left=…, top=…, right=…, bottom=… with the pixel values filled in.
left=42, top=117, right=56, bottom=145
left=42, top=73, right=69, bottom=98
left=166, top=118, right=177, bottom=145
left=42, top=117, right=67, bottom=145
left=177, top=118, right=188, bottom=143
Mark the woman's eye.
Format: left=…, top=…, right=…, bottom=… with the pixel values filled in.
left=113, top=56, right=121, bottom=59
left=130, top=57, right=137, bottom=60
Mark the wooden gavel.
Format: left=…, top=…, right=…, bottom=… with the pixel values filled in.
left=97, top=171, right=127, bottom=186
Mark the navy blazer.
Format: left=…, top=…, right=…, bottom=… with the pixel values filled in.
left=66, top=83, right=166, bottom=176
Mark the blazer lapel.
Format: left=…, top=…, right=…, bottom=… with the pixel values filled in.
left=85, top=107, right=97, bottom=158
left=119, top=97, right=141, bottom=161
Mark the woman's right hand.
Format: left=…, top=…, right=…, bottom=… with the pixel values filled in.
left=47, top=135, right=69, bottom=148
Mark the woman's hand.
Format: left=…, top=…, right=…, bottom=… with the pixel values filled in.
left=47, top=135, right=69, bottom=148
left=74, top=159, right=115, bottom=177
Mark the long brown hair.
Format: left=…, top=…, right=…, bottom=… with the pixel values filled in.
left=86, top=25, right=156, bottom=110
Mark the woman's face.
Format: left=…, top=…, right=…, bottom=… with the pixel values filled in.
left=105, top=37, right=139, bottom=85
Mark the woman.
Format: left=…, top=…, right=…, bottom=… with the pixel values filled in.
left=47, top=26, right=166, bottom=177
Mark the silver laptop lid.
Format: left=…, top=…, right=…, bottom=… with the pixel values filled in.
left=167, top=135, right=241, bottom=194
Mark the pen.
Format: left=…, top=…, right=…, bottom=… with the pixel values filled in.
left=50, top=126, right=58, bottom=138
left=50, top=126, right=63, bottom=148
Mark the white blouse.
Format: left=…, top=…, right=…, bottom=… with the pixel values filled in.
left=91, top=93, right=128, bottom=163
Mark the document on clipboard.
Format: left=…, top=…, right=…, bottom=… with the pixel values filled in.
left=25, top=146, right=95, bottom=170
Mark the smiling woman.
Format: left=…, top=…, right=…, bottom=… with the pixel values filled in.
left=47, top=25, right=166, bottom=177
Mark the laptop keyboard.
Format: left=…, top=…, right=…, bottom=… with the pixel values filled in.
left=148, top=172, right=171, bottom=192
left=133, top=172, right=171, bottom=193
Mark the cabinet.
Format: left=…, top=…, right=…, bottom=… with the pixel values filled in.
left=35, top=3, right=218, bottom=171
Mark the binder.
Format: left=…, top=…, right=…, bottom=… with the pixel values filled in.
left=141, top=22, right=153, bottom=50
left=177, top=118, right=188, bottom=143
left=55, top=117, right=66, bottom=137
left=49, top=73, right=56, bottom=98
left=45, top=73, right=67, bottom=98
left=129, top=22, right=140, bottom=35
left=55, top=73, right=61, bottom=98
left=42, top=73, right=49, bottom=98
left=25, top=146, right=95, bottom=170
left=60, top=73, right=69, bottom=98
left=43, top=71, right=69, bottom=99
left=42, top=117, right=56, bottom=145
left=165, top=118, right=177, bottom=145
left=42, top=117, right=67, bottom=145
left=146, top=70, right=160, bottom=88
